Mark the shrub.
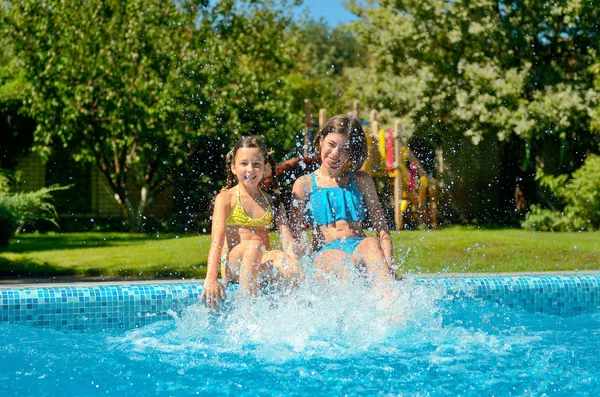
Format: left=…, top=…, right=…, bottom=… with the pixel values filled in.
left=522, top=154, right=600, bottom=231
left=0, top=170, right=70, bottom=246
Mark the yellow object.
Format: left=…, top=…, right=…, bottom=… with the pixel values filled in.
left=226, top=186, right=274, bottom=227
left=419, top=175, right=429, bottom=188
left=378, top=129, right=386, bottom=167
left=400, top=146, right=409, bottom=162
left=400, top=199, right=410, bottom=212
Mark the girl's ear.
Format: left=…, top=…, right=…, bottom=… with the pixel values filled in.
left=317, top=136, right=324, bottom=153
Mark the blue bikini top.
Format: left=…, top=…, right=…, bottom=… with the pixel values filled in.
left=306, top=171, right=367, bottom=227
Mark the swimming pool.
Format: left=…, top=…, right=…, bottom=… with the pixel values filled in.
left=1, top=274, right=599, bottom=396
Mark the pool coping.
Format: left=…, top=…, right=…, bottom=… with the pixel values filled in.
left=1, top=270, right=599, bottom=288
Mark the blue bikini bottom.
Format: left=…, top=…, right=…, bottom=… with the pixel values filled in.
left=316, top=237, right=365, bottom=255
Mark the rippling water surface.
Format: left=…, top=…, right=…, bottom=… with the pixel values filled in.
left=1, top=277, right=599, bottom=396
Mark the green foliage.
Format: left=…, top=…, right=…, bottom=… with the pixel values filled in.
left=284, top=20, right=362, bottom=116
left=345, top=0, right=600, bottom=145
left=4, top=0, right=304, bottom=230
left=342, top=0, right=600, bottom=223
left=0, top=25, right=35, bottom=169
left=0, top=171, right=71, bottom=246
left=522, top=154, right=600, bottom=231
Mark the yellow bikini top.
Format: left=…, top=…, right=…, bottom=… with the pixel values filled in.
left=226, top=186, right=274, bottom=228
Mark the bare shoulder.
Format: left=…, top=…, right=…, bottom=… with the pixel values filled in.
left=214, top=188, right=235, bottom=211
left=292, top=174, right=312, bottom=197
left=354, top=170, right=375, bottom=186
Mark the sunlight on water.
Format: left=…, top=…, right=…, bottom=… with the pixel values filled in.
left=2, top=271, right=600, bottom=395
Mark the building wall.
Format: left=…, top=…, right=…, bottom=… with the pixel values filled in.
left=15, top=152, right=45, bottom=192
left=15, top=153, right=171, bottom=220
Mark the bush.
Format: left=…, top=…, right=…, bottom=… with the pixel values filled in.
left=0, top=201, right=19, bottom=246
left=0, top=170, right=70, bottom=246
left=522, top=154, right=600, bottom=231
left=521, top=205, right=592, bottom=232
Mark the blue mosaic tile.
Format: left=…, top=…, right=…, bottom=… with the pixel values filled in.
left=415, top=275, right=600, bottom=317
left=0, top=282, right=203, bottom=332
left=1, top=275, right=599, bottom=332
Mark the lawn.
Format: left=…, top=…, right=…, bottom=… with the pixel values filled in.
left=0, top=233, right=211, bottom=280
left=0, top=226, right=598, bottom=281
left=392, top=226, right=599, bottom=274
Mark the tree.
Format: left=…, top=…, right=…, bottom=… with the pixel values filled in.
left=522, top=154, right=600, bottom=231
left=285, top=20, right=363, bottom=124
left=0, top=27, right=34, bottom=169
left=344, top=0, right=600, bottom=222
left=5, top=0, right=304, bottom=231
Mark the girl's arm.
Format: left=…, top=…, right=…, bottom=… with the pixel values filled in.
left=275, top=200, right=294, bottom=255
left=289, top=175, right=310, bottom=239
left=288, top=175, right=312, bottom=256
left=275, top=199, right=306, bottom=260
left=200, top=191, right=230, bottom=308
left=356, top=171, right=394, bottom=267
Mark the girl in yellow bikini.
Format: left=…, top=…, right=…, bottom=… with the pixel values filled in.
left=200, top=136, right=303, bottom=308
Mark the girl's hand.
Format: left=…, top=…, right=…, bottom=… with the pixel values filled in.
left=200, top=279, right=226, bottom=309
left=291, top=241, right=311, bottom=259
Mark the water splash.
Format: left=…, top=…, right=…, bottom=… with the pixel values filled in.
left=112, top=271, right=451, bottom=364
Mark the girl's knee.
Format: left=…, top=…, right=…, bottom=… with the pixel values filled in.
left=356, top=237, right=382, bottom=256
left=240, top=241, right=264, bottom=258
left=362, top=237, right=381, bottom=250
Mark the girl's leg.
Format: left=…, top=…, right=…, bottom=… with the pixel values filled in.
left=313, top=249, right=353, bottom=281
left=353, top=237, right=401, bottom=310
left=227, top=241, right=267, bottom=296
left=352, top=237, right=396, bottom=283
left=262, top=250, right=304, bottom=288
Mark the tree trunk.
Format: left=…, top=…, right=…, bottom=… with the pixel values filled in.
left=122, top=186, right=153, bottom=232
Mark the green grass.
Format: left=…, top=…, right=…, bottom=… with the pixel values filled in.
left=391, top=226, right=600, bottom=274
left=0, top=233, right=211, bottom=279
left=0, top=227, right=598, bottom=280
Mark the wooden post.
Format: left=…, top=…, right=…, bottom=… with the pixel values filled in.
left=303, top=99, right=311, bottom=158
left=370, top=110, right=377, bottom=127
left=353, top=100, right=360, bottom=119
left=431, top=148, right=444, bottom=229
left=371, top=112, right=380, bottom=174
left=362, top=110, right=377, bottom=173
left=418, top=179, right=428, bottom=226
left=393, top=120, right=403, bottom=230
left=429, top=182, right=437, bottom=229
left=319, top=108, right=327, bottom=130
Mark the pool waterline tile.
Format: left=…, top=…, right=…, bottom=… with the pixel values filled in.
left=0, top=274, right=599, bottom=332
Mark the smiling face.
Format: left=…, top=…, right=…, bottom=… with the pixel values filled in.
left=313, top=115, right=367, bottom=172
left=231, top=147, right=266, bottom=189
left=319, top=133, right=350, bottom=174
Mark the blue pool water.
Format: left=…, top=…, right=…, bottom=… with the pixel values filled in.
left=1, top=275, right=600, bottom=396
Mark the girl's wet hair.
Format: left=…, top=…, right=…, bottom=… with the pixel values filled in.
left=314, top=114, right=367, bottom=171
left=224, top=135, right=279, bottom=193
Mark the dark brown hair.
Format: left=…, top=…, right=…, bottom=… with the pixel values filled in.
left=314, top=114, right=367, bottom=171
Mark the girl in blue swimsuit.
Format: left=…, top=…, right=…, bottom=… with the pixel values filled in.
left=290, top=115, right=399, bottom=284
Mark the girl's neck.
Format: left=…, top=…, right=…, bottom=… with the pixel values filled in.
left=318, top=166, right=346, bottom=180
left=237, top=183, right=261, bottom=197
